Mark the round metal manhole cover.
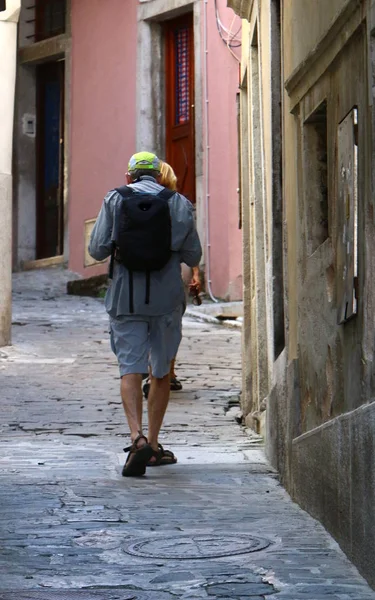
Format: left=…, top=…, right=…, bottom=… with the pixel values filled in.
left=124, top=533, right=270, bottom=560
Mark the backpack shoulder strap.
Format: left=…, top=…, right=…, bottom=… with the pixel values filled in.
left=115, top=185, right=135, bottom=198
left=157, top=187, right=175, bottom=201
left=109, top=186, right=134, bottom=280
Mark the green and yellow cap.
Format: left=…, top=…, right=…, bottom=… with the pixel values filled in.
left=128, top=151, right=161, bottom=173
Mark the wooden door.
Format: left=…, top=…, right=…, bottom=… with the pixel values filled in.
left=36, top=61, right=64, bottom=259
left=165, top=14, right=196, bottom=204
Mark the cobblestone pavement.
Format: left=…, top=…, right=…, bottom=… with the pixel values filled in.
left=1, top=269, right=374, bottom=600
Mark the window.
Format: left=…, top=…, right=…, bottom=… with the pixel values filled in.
left=303, top=101, right=329, bottom=254
left=35, top=0, right=66, bottom=42
left=271, top=0, right=285, bottom=358
left=174, top=26, right=190, bottom=125
left=337, top=107, right=358, bottom=324
left=165, top=14, right=195, bottom=203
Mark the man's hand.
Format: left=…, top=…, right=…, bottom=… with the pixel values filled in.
left=189, top=267, right=202, bottom=305
left=189, top=267, right=201, bottom=295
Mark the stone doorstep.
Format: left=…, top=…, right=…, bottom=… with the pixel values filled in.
left=192, top=301, right=243, bottom=318
left=185, top=307, right=242, bottom=329
left=67, top=275, right=108, bottom=298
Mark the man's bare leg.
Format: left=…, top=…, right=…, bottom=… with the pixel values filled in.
left=170, top=358, right=176, bottom=379
left=147, top=373, right=170, bottom=451
left=121, top=373, right=154, bottom=477
left=121, top=374, right=145, bottom=444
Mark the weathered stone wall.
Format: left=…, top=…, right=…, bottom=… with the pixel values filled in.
left=279, top=2, right=375, bottom=584
left=296, top=29, right=369, bottom=431
left=232, top=0, right=375, bottom=588
left=292, top=400, right=375, bottom=588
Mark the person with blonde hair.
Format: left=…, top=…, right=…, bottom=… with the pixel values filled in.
left=160, top=160, right=201, bottom=304
left=142, top=160, right=201, bottom=403
left=159, top=161, right=178, bottom=192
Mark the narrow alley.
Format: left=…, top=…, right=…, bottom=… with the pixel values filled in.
left=1, top=269, right=374, bottom=600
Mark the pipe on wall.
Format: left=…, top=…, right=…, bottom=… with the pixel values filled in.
left=203, top=0, right=219, bottom=303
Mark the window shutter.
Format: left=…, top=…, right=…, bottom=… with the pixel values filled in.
left=337, top=108, right=358, bottom=324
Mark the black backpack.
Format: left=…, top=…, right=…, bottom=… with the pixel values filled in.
left=110, top=185, right=174, bottom=312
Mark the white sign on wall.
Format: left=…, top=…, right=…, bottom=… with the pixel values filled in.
left=22, top=113, right=36, bottom=138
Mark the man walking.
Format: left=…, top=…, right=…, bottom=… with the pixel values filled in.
left=88, top=151, right=202, bottom=477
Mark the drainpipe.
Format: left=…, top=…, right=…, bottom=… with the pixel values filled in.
left=0, top=0, right=21, bottom=346
left=203, top=0, right=218, bottom=302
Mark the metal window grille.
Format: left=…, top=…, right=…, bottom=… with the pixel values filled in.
left=175, top=27, right=190, bottom=125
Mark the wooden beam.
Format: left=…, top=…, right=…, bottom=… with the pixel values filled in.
left=22, top=255, right=65, bottom=271
left=19, top=34, right=69, bottom=65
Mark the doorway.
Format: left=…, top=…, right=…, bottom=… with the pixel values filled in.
left=165, top=13, right=196, bottom=204
left=36, top=61, right=64, bottom=259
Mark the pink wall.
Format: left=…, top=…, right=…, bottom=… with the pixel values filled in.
left=68, top=0, right=242, bottom=299
left=205, top=0, right=243, bottom=299
left=69, top=0, right=137, bottom=276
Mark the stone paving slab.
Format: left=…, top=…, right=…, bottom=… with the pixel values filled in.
left=0, top=269, right=374, bottom=599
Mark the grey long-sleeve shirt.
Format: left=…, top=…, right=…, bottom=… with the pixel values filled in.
left=88, top=176, right=202, bottom=317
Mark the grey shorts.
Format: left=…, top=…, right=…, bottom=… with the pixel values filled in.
left=109, top=305, right=183, bottom=379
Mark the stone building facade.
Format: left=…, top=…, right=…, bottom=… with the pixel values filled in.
left=228, top=0, right=375, bottom=588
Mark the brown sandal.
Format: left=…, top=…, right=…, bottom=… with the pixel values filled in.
left=147, top=444, right=178, bottom=467
left=122, top=432, right=153, bottom=477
